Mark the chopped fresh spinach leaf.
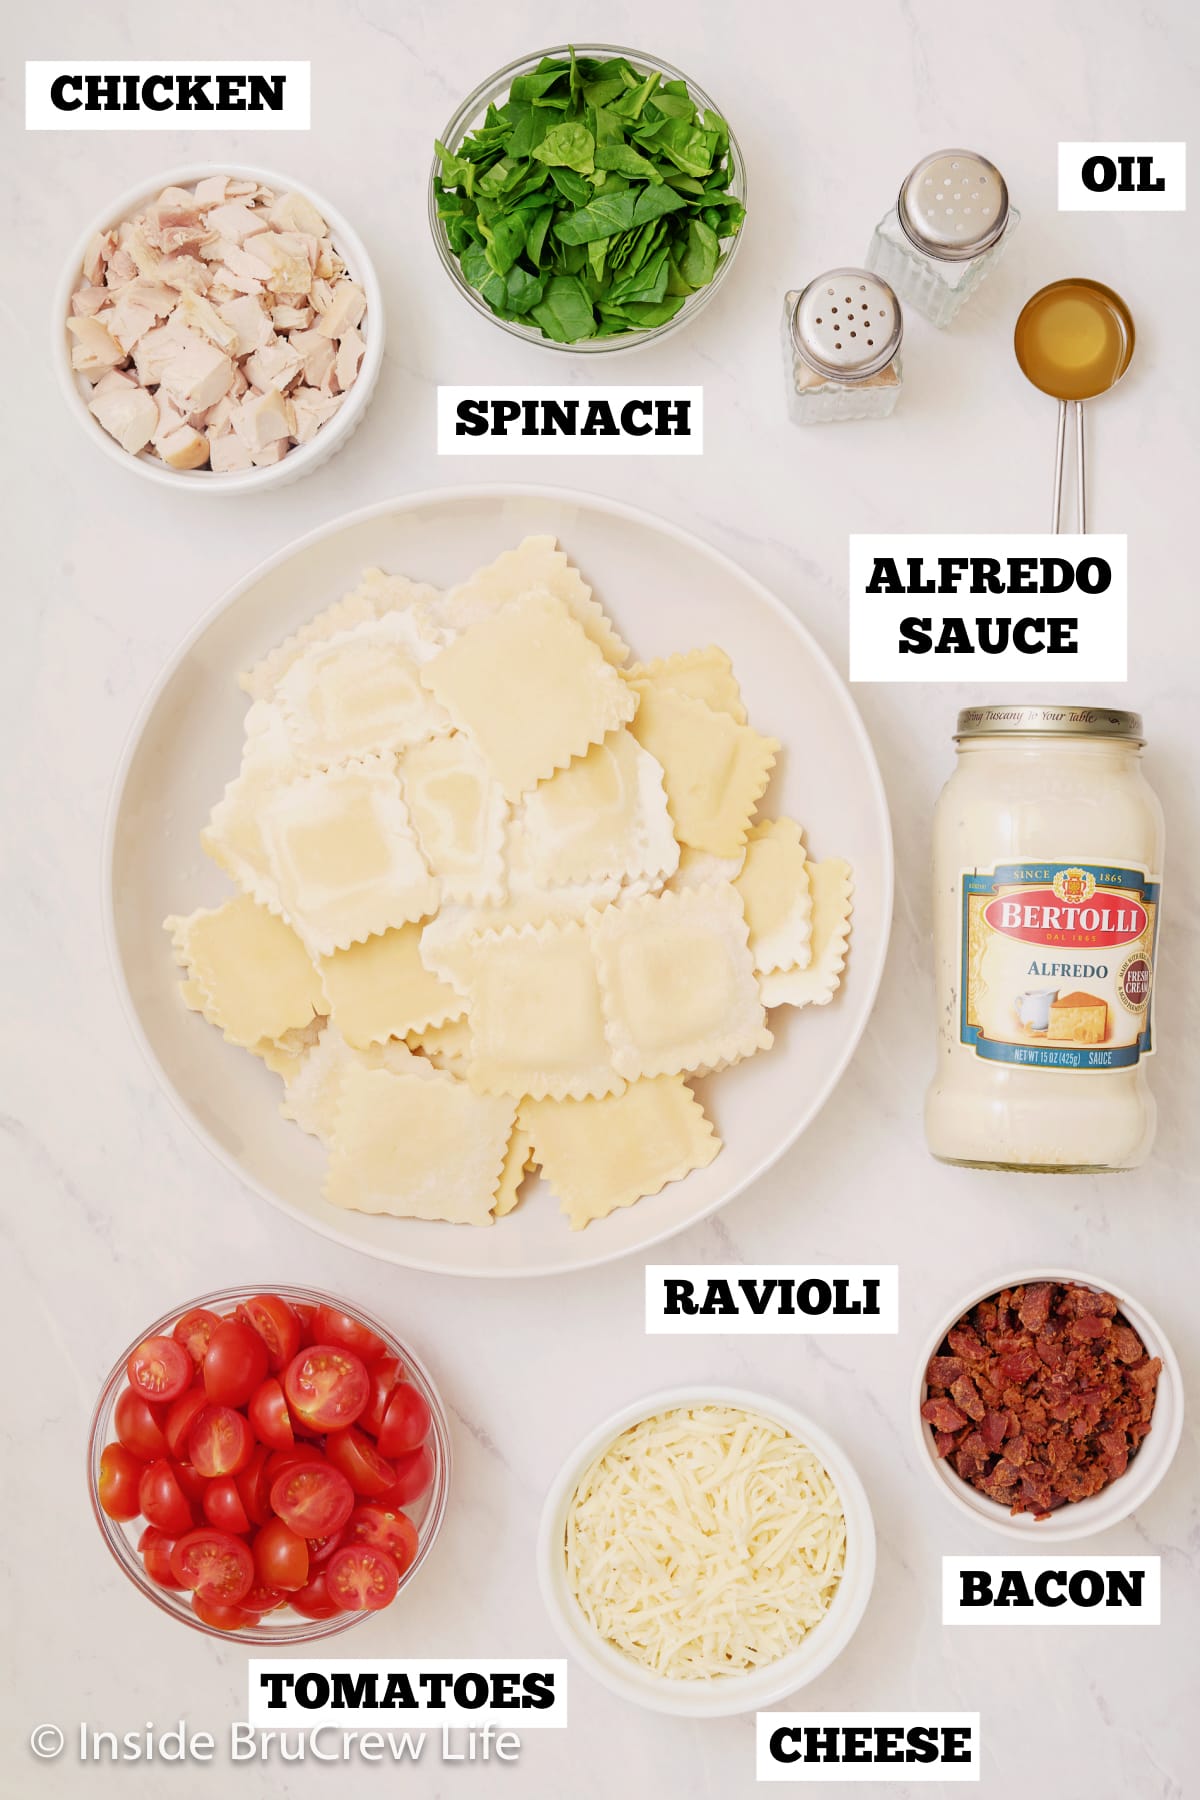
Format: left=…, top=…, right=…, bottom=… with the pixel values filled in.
left=433, top=48, right=743, bottom=342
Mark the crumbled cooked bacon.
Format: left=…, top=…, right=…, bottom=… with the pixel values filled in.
left=923, top=1282, right=1161, bottom=1519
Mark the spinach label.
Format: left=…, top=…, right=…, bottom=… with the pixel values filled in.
left=434, top=48, right=745, bottom=343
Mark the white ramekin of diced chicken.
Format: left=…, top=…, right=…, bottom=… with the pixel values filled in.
left=54, top=166, right=384, bottom=489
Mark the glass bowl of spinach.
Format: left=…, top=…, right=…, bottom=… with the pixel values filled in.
left=429, top=45, right=747, bottom=350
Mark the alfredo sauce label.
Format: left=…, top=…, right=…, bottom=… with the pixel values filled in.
left=959, top=863, right=1159, bottom=1071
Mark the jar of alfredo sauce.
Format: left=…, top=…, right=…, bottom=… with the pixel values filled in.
left=926, top=705, right=1163, bottom=1172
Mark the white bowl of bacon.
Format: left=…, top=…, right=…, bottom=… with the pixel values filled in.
left=53, top=163, right=383, bottom=491
left=914, top=1269, right=1184, bottom=1542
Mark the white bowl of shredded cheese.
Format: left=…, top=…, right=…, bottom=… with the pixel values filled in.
left=537, top=1386, right=875, bottom=1716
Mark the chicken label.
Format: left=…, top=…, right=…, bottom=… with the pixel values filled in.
left=26, top=62, right=311, bottom=130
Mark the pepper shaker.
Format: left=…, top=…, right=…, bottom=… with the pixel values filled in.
left=866, top=150, right=1018, bottom=328
left=782, top=269, right=903, bottom=425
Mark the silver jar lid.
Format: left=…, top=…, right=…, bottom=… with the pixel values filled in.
left=898, top=150, right=1009, bottom=260
left=789, top=269, right=902, bottom=382
left=955, top=704, right=1144, bottom=743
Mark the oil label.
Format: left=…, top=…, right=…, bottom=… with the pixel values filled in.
left=959, top=862, right=1159, bottom=1070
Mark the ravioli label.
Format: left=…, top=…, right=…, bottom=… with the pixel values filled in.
left=960, top=862, right=1159, bottom=1070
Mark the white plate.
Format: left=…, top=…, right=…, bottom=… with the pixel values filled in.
left=105, top=485, right=892, bottom=1278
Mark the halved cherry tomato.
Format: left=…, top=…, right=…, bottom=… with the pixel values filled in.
left=202, top=1476, right=251, bottom=1535
left=290, top=1569, right=342, bottom=1620
left=264, top=1445, right=327, bottom=1488
left=174, top=1462, right=208, bottom=1505
left=284, top=1345, right=369, bottom=1431
left=138, top=1525, right=184, bottom=1589
left=346, top=1505, right=418, bottom=1576
left=98, top=1443, right=146, bottom=1521
left=324, top=1427, right=396, bottom=1498
left=359, top=1356, right=405, bottom=1437
left=293, top=1302, right=317, bottom=1344
left=254, top=1516, right=310, bottom=1591
left=170, top=1528, right=254, bottom=1604
left=139, top=1460, right=194, bottom=1535
left=305, top=1527, right=344, bottom=1566
left=127, top=1335, right=193, bottom=1404
left=326, top=1543, right=399, bottom=1611
left=203, top=1320, right=269, bottom=1408
left=236, top=1446, right=274, bottom=1527
left=241, top=1582, right=287, bottom=1613
left=376, top=1383, right=431, bottom=1458
left=114, top=1389, right=169, bottom=1461
left=378, top=1444, right=435, bottom=1508
left=270, top=1463, right=355, bottom=1538
left=249, top=1378, right=294, bottom=1450
left=311, top=1306, right=386, bottom=1364
left=189, top=1404, right=254, bottom=1479
left=173, top=1308, right=221, bottom=1364
left=192, top=1595, right=253, bottom=1631
left=164, top=1387, right=209, bottom=1461
left=240, top=1294, right=302, bottom=1373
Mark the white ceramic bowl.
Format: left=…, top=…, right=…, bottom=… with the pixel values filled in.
left=103, top=485, right=893, bottom=1279
left=53, top=162, right=384, bottom=492
left=914, top=1268, right=1183, bottom=1542
left=537, top=1385, right=876, bottom=1717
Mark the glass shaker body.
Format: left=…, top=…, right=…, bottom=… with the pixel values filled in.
left=782, top=271, right=903, bottom=426
left=867, top=150, right=1018, bottom=328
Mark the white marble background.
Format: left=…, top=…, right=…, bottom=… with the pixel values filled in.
left=4, top=0, right=1198, bottom=1794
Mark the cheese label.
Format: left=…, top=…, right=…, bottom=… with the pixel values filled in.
left=959, top=862, right=1159, bottom=1070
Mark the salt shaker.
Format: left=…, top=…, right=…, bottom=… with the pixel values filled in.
left=782, top=269, right=903, bottom=425
left=866, top=150, right=1018, bottom=329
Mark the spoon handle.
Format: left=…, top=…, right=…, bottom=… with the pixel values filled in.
left=1052, top=400, right=1067, bottom=532
left=1075, top=400, right=1087, bottom=534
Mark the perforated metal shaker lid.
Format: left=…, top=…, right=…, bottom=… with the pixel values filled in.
left=789, top=268, right=902, bottom=381
left=899, top=150, right=1009, bottom=260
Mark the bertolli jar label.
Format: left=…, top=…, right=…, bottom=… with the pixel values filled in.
left=960, top=861, right=1159, bottom=1070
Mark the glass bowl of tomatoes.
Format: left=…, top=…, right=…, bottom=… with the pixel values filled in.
left=88, top=1285, right=450, bottom=1641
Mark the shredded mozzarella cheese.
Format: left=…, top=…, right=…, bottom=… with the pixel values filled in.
left=564, top=1404, right=846, bottom=1679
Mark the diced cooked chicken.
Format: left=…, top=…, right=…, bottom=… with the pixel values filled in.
left=335, top=327, right=365, bottom=393
left=231, top=387, right=295, bottom=450
left=88, top=373, right=158, bottom=453
left=159, top=338, right=235, bottom=412
left=268, top=190, right=328, bottom=237
left=292, top=387, right=344, bottom=443
left=250, top=438, right=290, bottom=467
left=208, top=428, right=254, bottom=472
left=71, top=286, right=113, bottom=318
left=158, top=424, right=211, bottom=469
left=132, top=319, right=196, bottom=386
left=216, top=294, right=274, bottom=356
left=157, top=254, right=212, bottom=293
left=203, top=202, right=265, bottom=245
left=289, top=326, right=336, bottom=388
left=68, top=173, right=366, bottom=471
left=67, top=314, right=125, bottom=377
left=152, top=390, right=190, bottom=445
left=193, top=175, right=229, bottom=208
left=314, top=280, right=367, bottom=338
left=271, top=303, right=313, bottom=331
left=106, top=280, right=177, bottom=354
left=243, top=231, right=315, bottom=295
left=245, top=338, right=303, bottom=393
left=82, top=230, right=115, bottom=286
left=143, top=197, right=212, bottom=256
left=173, top=288, right=240, bottom=353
